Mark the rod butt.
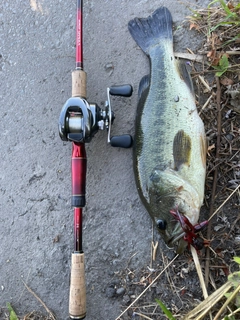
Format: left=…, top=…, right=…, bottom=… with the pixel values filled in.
left=69, top=252, right=86, bottom=319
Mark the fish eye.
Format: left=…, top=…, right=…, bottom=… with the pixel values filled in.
left=156, top=219, right=167, bottom=230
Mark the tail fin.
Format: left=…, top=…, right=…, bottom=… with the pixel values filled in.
left=128, top=7, right=173, bottom=55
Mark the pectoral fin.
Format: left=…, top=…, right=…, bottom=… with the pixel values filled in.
left=173, top=130, right=191, bottom=170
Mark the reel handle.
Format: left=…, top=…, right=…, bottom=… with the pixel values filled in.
left=107, top=85, right=133, bottom=148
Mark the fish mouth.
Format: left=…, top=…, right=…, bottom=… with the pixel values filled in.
left=167, top=222, right=187, bottom=254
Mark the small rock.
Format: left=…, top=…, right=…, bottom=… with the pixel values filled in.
left=116, top=287, right=125, bottom=296
left=122, top=294, right=130, bottom=305
left=226, top=133, right=234, bottom=141
left=234, top=235, right=240, bottom=244
left=105, top=287, right=116, bottom=298
left=112, top=279, right=121, bottom=286
left=104, top=62, right=114, bottom=76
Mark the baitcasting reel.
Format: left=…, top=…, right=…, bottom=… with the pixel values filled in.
left=59, top=84, right=133, bottom=148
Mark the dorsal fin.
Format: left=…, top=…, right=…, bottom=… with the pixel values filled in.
left=176, top=60, right=194, bottom=95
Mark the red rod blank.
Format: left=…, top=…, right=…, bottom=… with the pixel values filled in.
left=76, top=0, right=83, bottom=69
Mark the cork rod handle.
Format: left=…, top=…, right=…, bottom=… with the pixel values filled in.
left=72, top=70, right=87, bottom=99
left=69, top=252, right=86, bottom=319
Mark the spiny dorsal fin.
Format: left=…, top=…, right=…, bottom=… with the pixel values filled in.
left=176, top=60, right=194, bottom=95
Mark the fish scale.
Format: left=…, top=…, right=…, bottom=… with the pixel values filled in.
left=129, top=7, right=206, bottom=253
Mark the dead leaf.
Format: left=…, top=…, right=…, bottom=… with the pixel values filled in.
left=207, top=50, right=215, bottom=58
left=228, top=1, right=234, bottom=10
left=207, top=50, right=221, bottom=65
left=189, top=22, right=200, bottom=31
left=220, top=77, right=234, bottom=86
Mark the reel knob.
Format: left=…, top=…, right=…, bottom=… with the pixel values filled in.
left=109, top=84, right=133, bottom=97
left=110, top=134, right=133, bottom=148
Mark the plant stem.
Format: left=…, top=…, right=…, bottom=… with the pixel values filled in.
left=205, top=77, right=222, bottom=288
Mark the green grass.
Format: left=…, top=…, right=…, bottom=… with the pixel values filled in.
left=6, top=303, right=18, bottom=320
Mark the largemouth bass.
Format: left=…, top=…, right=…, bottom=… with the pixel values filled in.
left=128, top=7, right=206, bottom=253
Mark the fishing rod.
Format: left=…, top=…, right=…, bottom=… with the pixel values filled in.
left=58, top=1, right=133, bottom=318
